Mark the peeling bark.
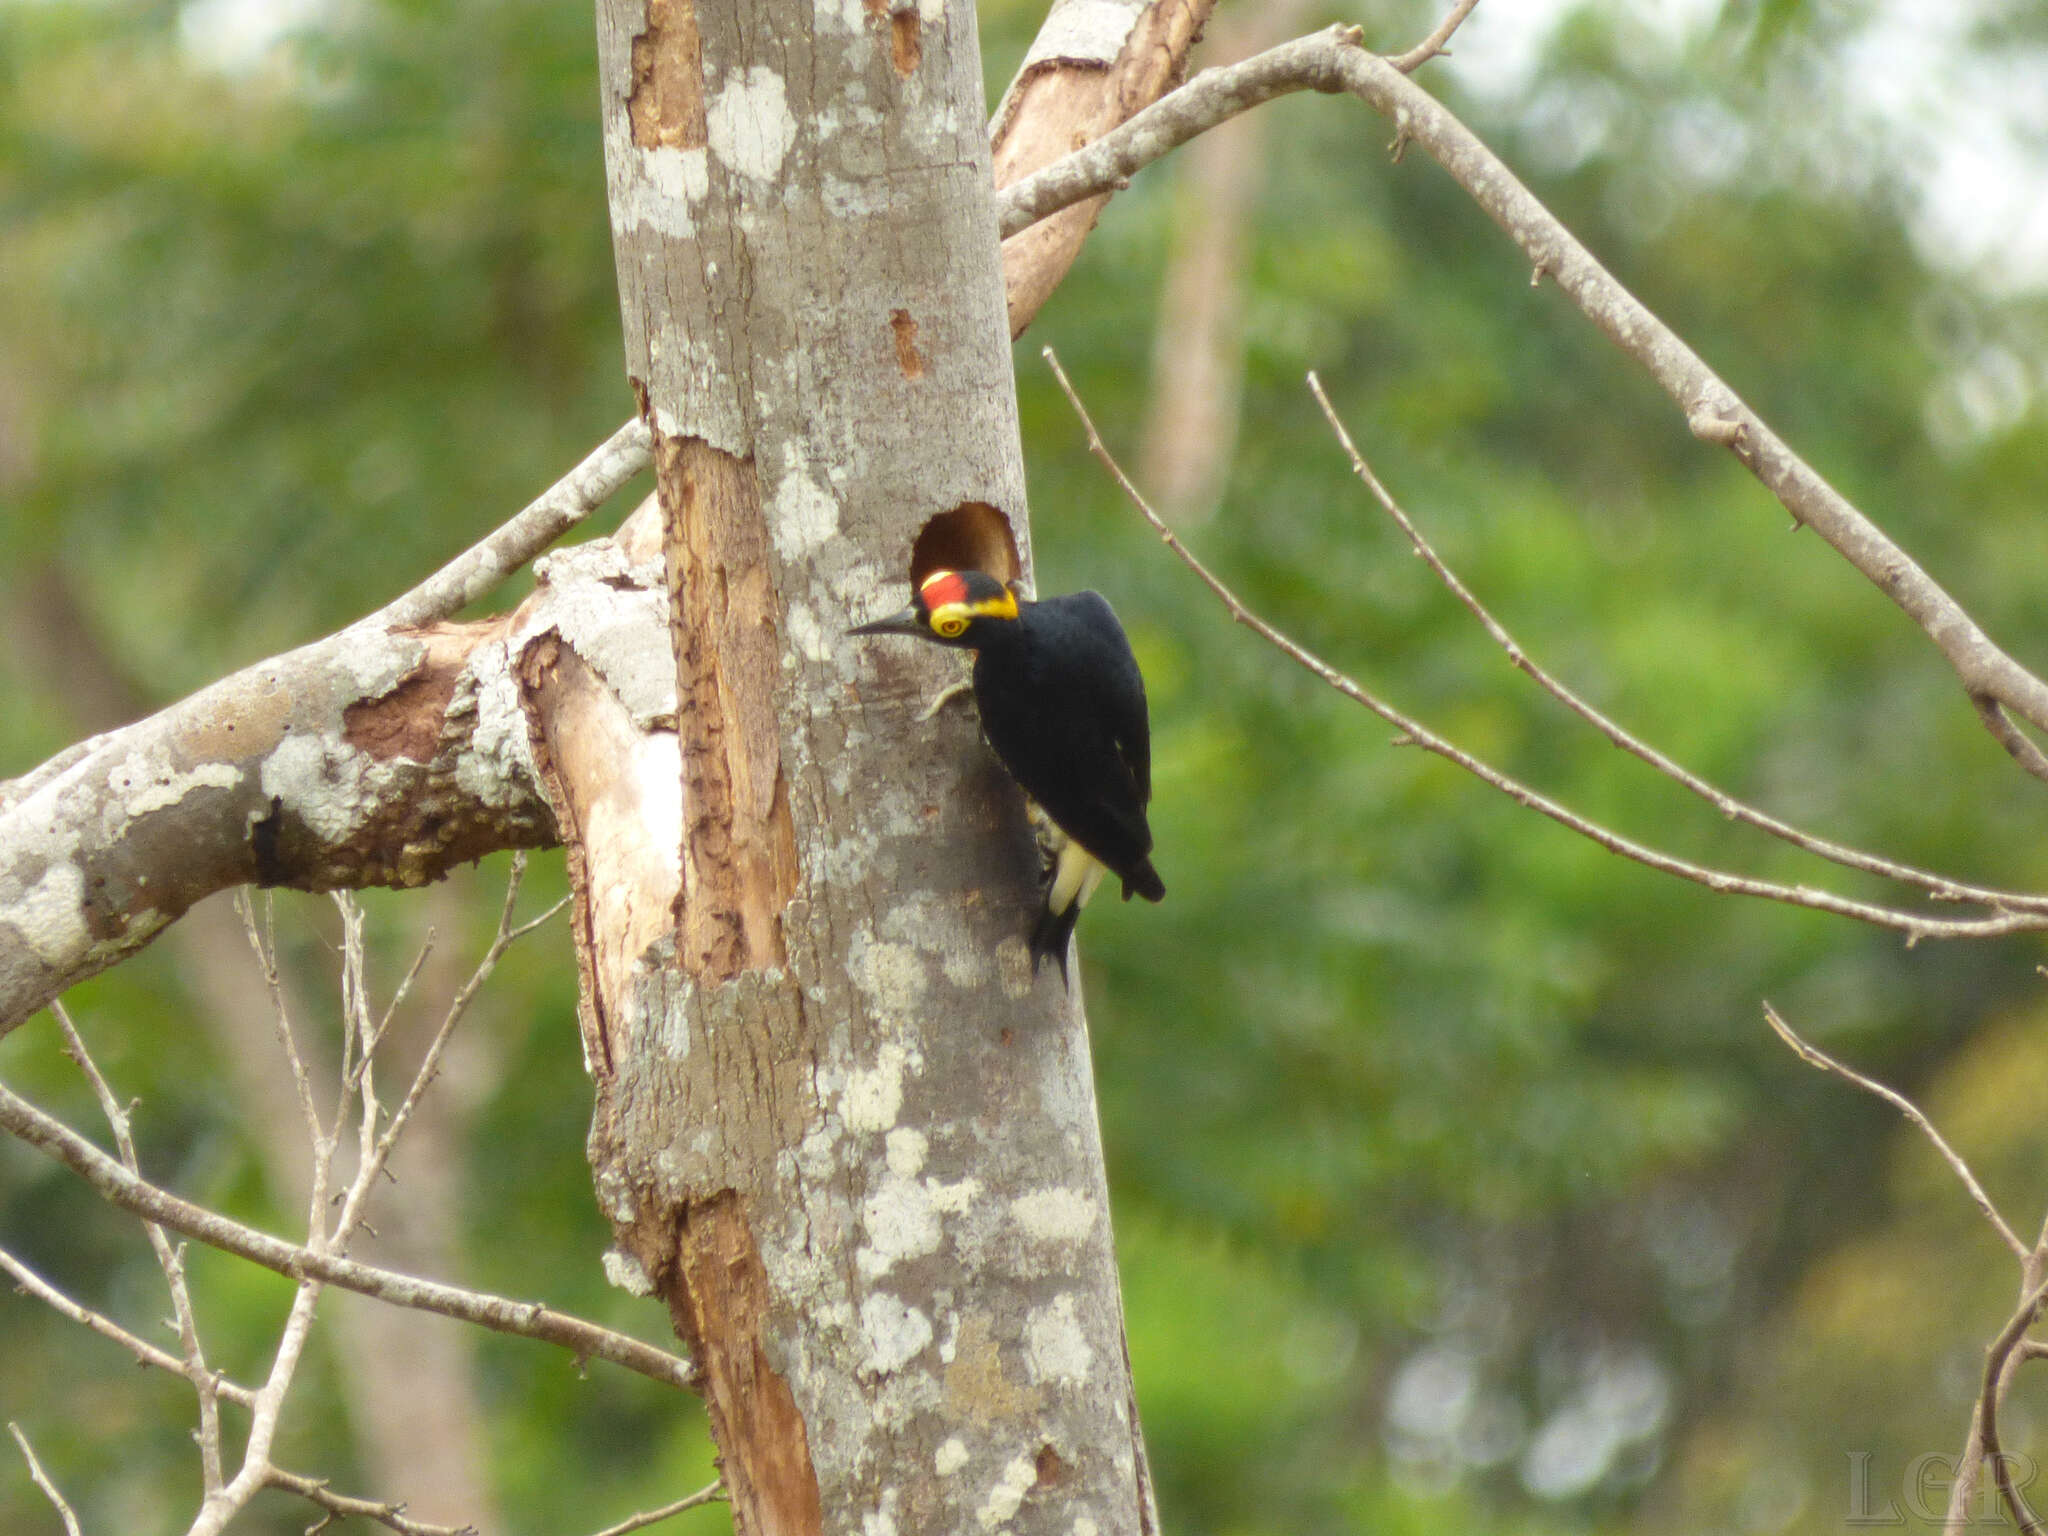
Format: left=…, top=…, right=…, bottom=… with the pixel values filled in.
left=0, top=612, right=552, bottom=1033
left=992, top=0, right=1218, bottom=337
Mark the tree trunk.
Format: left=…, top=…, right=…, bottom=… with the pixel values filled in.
left=513, top=0, right=1158, bottom=1530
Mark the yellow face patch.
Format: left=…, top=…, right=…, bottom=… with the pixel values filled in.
left=919, top=569, right=1018, bottom=639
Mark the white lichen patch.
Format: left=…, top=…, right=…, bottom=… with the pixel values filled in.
left=609, top=121, right=709, bottom=238
left=771, top=455, right=841, bottom=560
left=849, top=933, right=927, bottom=1015
left=976, top=1455, right=1036, bottom=1530
left=862, top=1491, right=899, bottom=1536
left=996, top=936, right=1036, bottom=998
left=645, top=143, right=709, bottom=204
left=1011, top=1188, right=1098, bottom=1247
left=941, top=942, right=990, bottom=990
left=601, top=1247, right=653, bottom=1296
left=859, top=1176, right=943, bottom=1278
left=860, top=1291, right=933, bottom=1376
left=842, top=1039, right=919, bottom=1133
left=885, top=1125, right=928, bottom=1178
left=116, top=757, right=240, bottom=819
left=456, top=644, right=539, bottom=807
left=1024, top=1293, right=1094, bottom=1385
left=857, top=1165, right=983, bottom=1276
left=337, top=629, right=422, bottom=698
left=1072, top=1519, right=1100, bottom=1536
left=260, top=733, right=369, bottom=842
left=810, top=0, right=869, bottom=33
left=935, top=1436, right=970, bottom=1476
left=707, top=65, right=797, bottom=182
left=784, top=601, right=834, bottom=666
left=14, top=860, right=87, bottom=963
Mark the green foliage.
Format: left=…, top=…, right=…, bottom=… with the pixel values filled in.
left=7, top=0, right=2048, bottom=1532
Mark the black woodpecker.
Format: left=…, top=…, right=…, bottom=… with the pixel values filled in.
left=850, top=568, right=1165, bottom=980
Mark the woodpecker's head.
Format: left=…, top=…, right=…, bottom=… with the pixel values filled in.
left=849, top=569, right=1020, bottom=649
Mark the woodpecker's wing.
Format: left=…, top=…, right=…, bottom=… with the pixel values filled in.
left=1085, top=596, right=1152, bottom=808
left=973, top=591, right=1161, bottom=898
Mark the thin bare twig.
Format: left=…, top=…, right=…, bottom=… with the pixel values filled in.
left=587, top=1480, right=728, bottom=1536
left=1760, top=1003, right=2027, bottom=1260
left=9, top=1422, right=82, bottom=1536
left=238, top=889, right=325, bottom=1151
left=1981, top=1278, right=2048, bottom=1536
left=1044, top=346, right=2048, bottom=943
left=365, top=935, right=439, bottom=1071
left=1305, top=373, right=2048, bottom=918
left=264, top=1467, right=478, bottom=1536
left=0, top=1076, right=694, bottom=1388
left=372, top=416, right=651, bottom=630
left=368, top=856, right=555, bottom=1190
left=52, top=1001, right=228, bottom=1489
left=0, top=1244, right=258, bottom=1409
left=1001, top=28, right=2048, bottom=773
left=191, top=868, right=573, bottom=1532
left=1388, top=0, right=1480, bottom=71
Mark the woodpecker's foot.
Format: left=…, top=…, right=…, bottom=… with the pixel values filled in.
left=917, top=676, right=975, bottom=722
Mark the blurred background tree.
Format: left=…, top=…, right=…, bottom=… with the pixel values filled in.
left=6, top=0, right=2048, bottom=1531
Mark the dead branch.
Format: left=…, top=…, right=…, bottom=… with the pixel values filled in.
left=1306, top=375, right=2048, bottom=918
left=1388, top=0, right=1481, bottom=73
left=0, top=1049, right=692, bottom=1391
left=374, top=419, right=651, bottom=630
left=1761, top=1003, right=2026, bottom=1258
left=1979, top=1278, right=2048, bottom=1536
left=8, top=1422, right=82, bottom=1536
left=989, top=0, right=1219, bottom=337
left=1001, top=27, right=2048, bottom=774
left=585, top=1479, right=728, bottom=1536
left=1045, top=346, right=2048, bottom=943
left=263, top=1467, right=479, bottom=1536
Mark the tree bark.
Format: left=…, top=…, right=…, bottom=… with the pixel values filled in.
left=519, top=0, right=1157, bottom=1529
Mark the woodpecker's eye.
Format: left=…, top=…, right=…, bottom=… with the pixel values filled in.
left=932, top=612, right=969, bottom=639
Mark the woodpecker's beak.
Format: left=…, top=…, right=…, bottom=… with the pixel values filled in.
left=848, top=605, right=926, bottom=638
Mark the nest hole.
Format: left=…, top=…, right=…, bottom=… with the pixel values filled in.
left=909, top=502, right=1022, bottom=592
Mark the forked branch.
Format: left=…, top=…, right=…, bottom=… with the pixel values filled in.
left=1004, top=26, right=2048, bottom=775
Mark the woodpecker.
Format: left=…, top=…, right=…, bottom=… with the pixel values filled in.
left=850, top=568, right=1165, bottom=981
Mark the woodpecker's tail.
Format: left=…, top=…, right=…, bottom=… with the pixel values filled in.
left=1119, top=859, right=1165, bottom=903
left=1031, top=836, right=1107, bottom=986
left=1029, top=899, right=1084, bottom=987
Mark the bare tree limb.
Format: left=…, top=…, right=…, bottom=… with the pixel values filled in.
left=8, top=1421, right=82, bottom=1536
left=1046, top=346, right=2048, bottom=942
left=1306, top=375, right=2048, bottom=917
left=1003, top=28, right=2048, bottom=770
left=0, top=1074, right=695, bottom=1389
left=1761, top=1003, right=2027, bottom=1259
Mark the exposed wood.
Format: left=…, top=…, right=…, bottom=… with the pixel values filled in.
left=992, top=0, right=1218, bottom=337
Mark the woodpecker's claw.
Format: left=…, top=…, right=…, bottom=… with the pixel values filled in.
left=917, top=677, right=975, bottom=722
